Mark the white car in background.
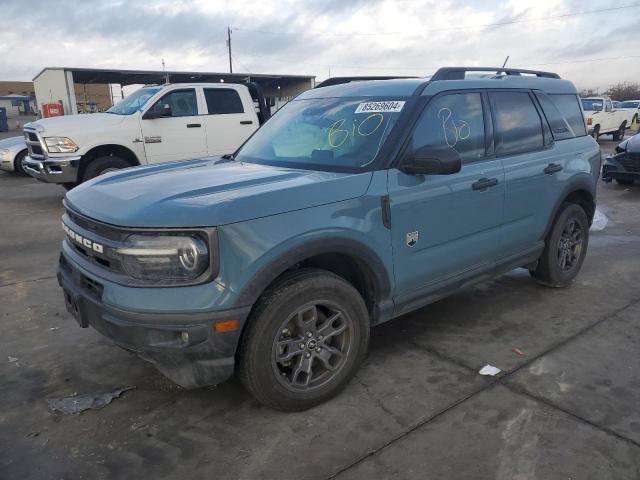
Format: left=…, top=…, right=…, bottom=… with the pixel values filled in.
left=581, top=96, right=635, bottom=140
left=618, top=100, right=640, bottom=126
left=0, top=136, right=28, bottom=175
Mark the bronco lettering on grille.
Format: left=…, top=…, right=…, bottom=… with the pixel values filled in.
left=62, top=222, right=104, bottom=253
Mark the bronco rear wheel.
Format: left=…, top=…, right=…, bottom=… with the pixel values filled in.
left=238, top=269, right=369, bottom=411
left=530, top=203, right=589, bottom=287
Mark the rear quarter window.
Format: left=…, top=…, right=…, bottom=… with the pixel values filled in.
left=534, top=92, right=575, bottom=140
left=551, top=94, right=587, bottom=137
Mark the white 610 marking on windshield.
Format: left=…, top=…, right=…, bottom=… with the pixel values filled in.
left=355, top=101, right=405, bottom=113
left=438, top=107, right=470, bottom=148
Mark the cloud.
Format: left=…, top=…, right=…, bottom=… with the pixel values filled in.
left=0, top=0, right=637, bottom=91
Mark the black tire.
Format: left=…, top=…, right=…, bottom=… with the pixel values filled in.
left=616, top=179, right=635, bottom=186
left=13, top=149, right=28, bottom=176
left=62, top=183, right=76, bottom=191
left=82, top=155, right=130, bottom=182
left=530, top=203, right=589, bottom=287
left=591, top=125, right=600, bottom=140
left=612, top=122, right=626, bottom=141
left=238, top=268, right=369, bottom=411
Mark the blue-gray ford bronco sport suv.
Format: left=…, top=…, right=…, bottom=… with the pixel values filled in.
left=58, top=67, right=599, bottom=411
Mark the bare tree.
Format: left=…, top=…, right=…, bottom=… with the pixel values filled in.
left=604, top=82, right=640, bottom=101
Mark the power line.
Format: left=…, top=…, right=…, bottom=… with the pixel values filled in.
left=232, top=50, right=640, bottom=73
left=233, top=3, right=640, bottom=37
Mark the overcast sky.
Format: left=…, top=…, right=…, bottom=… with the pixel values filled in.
left=1, top=0, right=638, bottom=91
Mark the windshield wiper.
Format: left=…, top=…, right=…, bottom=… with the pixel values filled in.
left=217, top=153, right=236, bottom=164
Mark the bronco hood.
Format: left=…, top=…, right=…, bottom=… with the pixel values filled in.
left=65, top=159, right=373, bottom=227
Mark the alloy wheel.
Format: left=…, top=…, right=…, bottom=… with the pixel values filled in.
left=272, top=302, right=353, bottom=391
left=557, top=218, right=583, bottom=271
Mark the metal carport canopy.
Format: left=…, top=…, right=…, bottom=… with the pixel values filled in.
left=33, top=67, right=315, bottom=89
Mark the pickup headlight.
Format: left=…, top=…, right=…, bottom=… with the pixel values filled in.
left=116, top=234, right=210, bottom=283
left=44, top=137, right=79, bottom=153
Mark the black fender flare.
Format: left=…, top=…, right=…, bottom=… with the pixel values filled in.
left=541, top=174, right=596, bottom=240
left=234, top=236, right=393, bottom=321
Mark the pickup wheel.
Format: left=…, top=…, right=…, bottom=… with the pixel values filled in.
left=82, top=155, right=130, bottom=182
left=612, top=122, right=626, bottom=141
left=14, top=149, right=28, bottom=176
left=591, top=125, right=600, bottom=140
left=238, top=269, right=369, bottom=412
left=530, top=203, right=589, bottom=288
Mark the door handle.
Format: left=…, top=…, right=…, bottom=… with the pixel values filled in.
left=544, top=163, right=563, bottom=174
left=472, top=177, right=498, bottom=191
left=240, top=120, right=253, bottom=125
left=187, top=123, right=201, bottom=128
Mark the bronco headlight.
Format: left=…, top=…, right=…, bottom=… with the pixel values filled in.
left=116, top=234, right=210, bottom=283
left=44, top=137, right=79, bottom=153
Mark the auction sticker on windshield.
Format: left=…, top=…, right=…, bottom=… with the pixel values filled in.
left=355, top=101, right=405, bottom=114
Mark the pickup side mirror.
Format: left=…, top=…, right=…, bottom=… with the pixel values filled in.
left=143, top=103, right=172, bottom=120
left=400, top=146, right=462, bottom=175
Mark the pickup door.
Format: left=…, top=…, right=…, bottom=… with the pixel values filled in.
left=201, top=86, right=258, bottom=156
left=140, top=87, right=208, bottom=163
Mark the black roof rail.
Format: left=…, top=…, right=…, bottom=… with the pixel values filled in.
left=430, top=67, right=560, bottom=81
left=315, top=76, right=417, bottom=88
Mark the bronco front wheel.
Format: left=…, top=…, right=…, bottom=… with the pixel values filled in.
left=238, top=269, right=369, bottom=411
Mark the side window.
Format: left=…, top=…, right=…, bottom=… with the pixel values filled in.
left=204, top=88, right=245, bottom=115
left=410, top=92, right=485, bottom=162
left=148, top=89, right=198, bottom=117
left=605, top=100, right=613, bottom=112
left=549, top=94, right=587, bottom=137
left=534, top=92, right=574, bottom=140
left=490, top=92, right=543, bottom=156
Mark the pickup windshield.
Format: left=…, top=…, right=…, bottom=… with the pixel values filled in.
left=107, top=87, right=162, bottom=115
left=620, top=101, right=640, bottom=109
left=581, top=99, right=603, bottom=112
left=235, top=97, right=407, bottom=172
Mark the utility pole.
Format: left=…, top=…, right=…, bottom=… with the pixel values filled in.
left=227, top=27, right=233, bottom=73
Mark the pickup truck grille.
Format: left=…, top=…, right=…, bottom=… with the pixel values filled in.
left=23, top=128, right=47, bottom=160
left=619, top=153, right=640, bottom=173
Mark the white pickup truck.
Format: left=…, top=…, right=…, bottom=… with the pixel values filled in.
left=581, top=96, right=635, bottom=140
left=23, top=82, right=270, bottom=188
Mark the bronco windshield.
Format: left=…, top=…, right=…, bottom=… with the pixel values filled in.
left=235, top=97, right=407, bottom=172
left=107, top=87, right=162, bottom=115
left=580, top=99, right=603, bottom=111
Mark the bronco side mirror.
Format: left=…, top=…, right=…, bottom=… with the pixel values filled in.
left=143, top=103, right=172, bottom=120
left=400, top=146, right=462, bottom=175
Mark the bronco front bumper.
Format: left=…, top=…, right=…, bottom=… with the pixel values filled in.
left=57, top=253, right=251, bottom=388
left=24, top=155, right=81, bottom=184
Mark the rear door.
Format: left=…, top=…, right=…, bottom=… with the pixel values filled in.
left=140, top=88, right=208, bottom=163
left=494, top=90, right=564, bottom=256
left=389, top=91, right=505, bottom=302
left=202, top=86, right=257, bottom=156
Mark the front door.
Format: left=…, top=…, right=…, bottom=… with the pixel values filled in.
left=388, top=92, right=505, bottom=305
left=141, top=88, right=208, bottom=163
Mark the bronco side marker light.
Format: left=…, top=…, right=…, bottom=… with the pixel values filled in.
left=215, top=319, right=239, bottom=333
